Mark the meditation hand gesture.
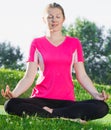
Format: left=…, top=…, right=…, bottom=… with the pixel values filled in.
left=93, top=90, right=109, bottom=101
left=1, top=85, right=14, bottom=99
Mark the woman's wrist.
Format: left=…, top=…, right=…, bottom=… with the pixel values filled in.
left=91, top=92, right=100, bottom=99
left=12, top=91, right=18, bottom=98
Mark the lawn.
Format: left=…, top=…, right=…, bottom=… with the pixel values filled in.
left=0, top=69, right=111, bottom=129
left=0, top=105, right=111, bottom=130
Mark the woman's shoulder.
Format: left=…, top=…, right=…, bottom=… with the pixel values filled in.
left=31, top=36, right=45, bottom=46
left=66, top=36, right=81, bottom=44
left=66, top=35, right=80, bottom=41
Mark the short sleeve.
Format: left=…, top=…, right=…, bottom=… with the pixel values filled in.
left=77, top=39, right=84, bottom=62
left=73, top=38, right=84, bottom=63
left=27, top=39, right=38, bottom=63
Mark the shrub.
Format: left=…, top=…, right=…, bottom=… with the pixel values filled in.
left=0, top=69, right=37, bottom=104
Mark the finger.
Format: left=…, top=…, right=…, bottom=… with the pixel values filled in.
left=1, top=89, right=5, bottom=97
left=1, top=89, right=9, bottom=99
left=102, top=90, right=108, bottom=100
left=102, top=90, right=107, bottom=100
left=102, top=90, right=105, bottom=96
left=6, top=85, right=10, bottom=92
left=6, top=91, right=13, bottom=98
left=1, top=85, right=12, bottom=99
left=6, top=85, right=11, bottom=95
left=6, top=85, right=13, bottom=98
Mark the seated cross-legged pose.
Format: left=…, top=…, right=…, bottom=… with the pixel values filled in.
left=1, top=2, right=109, bottom=122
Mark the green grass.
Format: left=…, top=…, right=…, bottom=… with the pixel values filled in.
left=0, top=69, right=111, bottom=129
left=0, top=105, right=111, bottom=130
left=0, top=114, right=111, bottom=130
left=0, top=105, right=6, bottom=115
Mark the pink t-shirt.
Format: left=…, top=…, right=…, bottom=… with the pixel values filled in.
left=27, top=36, right=84, bottom=101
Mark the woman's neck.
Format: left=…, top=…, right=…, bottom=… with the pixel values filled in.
left=45, top=30, right=65, bottom=46
left=45, top=30, right=63, bottom=39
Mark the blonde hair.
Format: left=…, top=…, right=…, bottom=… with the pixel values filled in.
left=44, top=2, right=65, bottom=19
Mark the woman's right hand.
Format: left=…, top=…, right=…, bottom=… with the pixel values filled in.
left=1, top=85, right=14, bottom=99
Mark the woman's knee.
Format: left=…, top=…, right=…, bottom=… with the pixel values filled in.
left=97, top=101, right=109, bottom=117
left=4, top=98, right=17, bottom=114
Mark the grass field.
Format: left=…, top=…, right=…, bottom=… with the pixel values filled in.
left=0, top=69, right=111, bottom=129
left=0, top=105, right=111, bottom=130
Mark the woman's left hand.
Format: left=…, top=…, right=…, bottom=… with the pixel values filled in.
left=94, top=90, right=109, bottom=101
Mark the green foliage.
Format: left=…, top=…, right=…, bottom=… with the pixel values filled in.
left=0, top=69, right=38, bottom=104
left=0, top=69, right=23, bottom=104
left=62, top=18, right=111, bottom=85
left=0, top=41, right=25, bottom=70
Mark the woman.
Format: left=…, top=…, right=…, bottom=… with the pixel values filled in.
left=1, top=2, right=109, bottom=122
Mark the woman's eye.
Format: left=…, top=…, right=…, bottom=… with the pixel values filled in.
left=47, top=15, right=61, bottom=19
left=48, top=16, right=53, bottom=19
left=56, top=16, right=60, bottom=18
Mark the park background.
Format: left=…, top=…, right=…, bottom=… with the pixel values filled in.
left=0, top=0, right=111, bottom=129
left=0, top=0, right=111, bottom=58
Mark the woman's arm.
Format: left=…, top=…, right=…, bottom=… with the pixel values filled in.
left=1, top=62, right=38, bottom=98
left=74, top=62, right=108, bottom=100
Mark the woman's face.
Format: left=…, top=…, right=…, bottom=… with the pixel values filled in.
left=43, top=7, right=65, bottom=32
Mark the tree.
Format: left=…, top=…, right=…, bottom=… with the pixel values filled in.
left=0, top=41, right=25, bottom=70
left=62, top=18, right=111, bottom=85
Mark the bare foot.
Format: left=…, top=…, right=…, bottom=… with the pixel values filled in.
left=43, top=107, right=87, bottom=124
left=61, top=117, right=87, bottom=124
left=43, top=106, right=53, bottom=113
left=78, top=119, right=87, bottom=124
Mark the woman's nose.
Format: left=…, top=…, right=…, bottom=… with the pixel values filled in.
left=51, top=17, right=57, bottom=22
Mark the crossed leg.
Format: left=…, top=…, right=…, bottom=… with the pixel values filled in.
left=4, top=98, right=109, bottom=121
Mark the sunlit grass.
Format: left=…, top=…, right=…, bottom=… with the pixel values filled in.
left=0, top=69, right=111, bottom=130
left=0, top=114, right=111, bottom=130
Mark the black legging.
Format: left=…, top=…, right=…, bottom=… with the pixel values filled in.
left=4, top=97, right=109, bottom=121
